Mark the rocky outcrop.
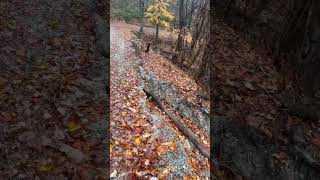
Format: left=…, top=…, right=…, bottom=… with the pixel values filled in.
left=138, top=67, right=210, bottom=133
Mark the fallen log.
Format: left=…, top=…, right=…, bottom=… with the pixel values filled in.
left=143, top=88, right=219, bottom=167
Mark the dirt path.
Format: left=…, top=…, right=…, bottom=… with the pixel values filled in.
left=110, top=22, right=210, bottom=179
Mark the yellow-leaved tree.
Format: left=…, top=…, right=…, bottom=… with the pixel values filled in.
left=145, top=0, right=174, bottom=42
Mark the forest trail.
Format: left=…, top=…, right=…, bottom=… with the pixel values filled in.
left=110, top=21, right=210, bottom=179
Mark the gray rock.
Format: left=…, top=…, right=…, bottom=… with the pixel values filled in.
left=141, top=69, right=210, bottom=132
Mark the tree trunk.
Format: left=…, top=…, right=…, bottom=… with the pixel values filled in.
left=174, top=0, right=180, bottom=29
left=176, top=0, right=185, bottom=53
left=197, top=47, right=209, bottom=80
left=187, top=0, right=196, bottom=28
left=139, top=0, right=145, bottom=34
left=140, top=0, right=149, bottom=34
left=298, top=0, right=320, bottom=100
left=155, top=23, right=159, bottom=43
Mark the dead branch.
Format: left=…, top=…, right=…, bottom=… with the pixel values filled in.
left=143, top=88, right=219, bottom=167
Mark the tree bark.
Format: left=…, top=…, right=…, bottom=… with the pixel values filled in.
left=174, top=0, right=180, bottom=29
left=176, top=0, right=185, bottom=53
left=140, top=0, right=149, bottom=34
left=187, top=0, right=196, bottom=28
left=143, top=88, right=211, bottom=159
left=298, top=0, right=320, bottom=99
left=155, top=23, right=159, bottom=43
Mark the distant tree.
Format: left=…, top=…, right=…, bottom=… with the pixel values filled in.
left=145, top=0, right=174, bottom=42
left=139, top=0, right=149, bottom=34
left=175, top=0, right=185, bottom=53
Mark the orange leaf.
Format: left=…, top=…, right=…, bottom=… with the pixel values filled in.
left=157, top=144, right=168, bottom=156
left=169, top=141, right=176, bottom=151
left=125, top=150, right=133, bottom=159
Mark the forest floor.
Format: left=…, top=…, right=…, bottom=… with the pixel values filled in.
left=0, top=0, right=108, bottom=179
left=110, top=21, right=210, bottom=179
left=212, top=20, right=320, bottom=151
left=210, top=20, right=320, bottom=178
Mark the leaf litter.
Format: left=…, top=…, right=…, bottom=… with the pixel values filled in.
left=0, top=0, right=109, bottom=179
left=110, top=21, right=210, bottom=179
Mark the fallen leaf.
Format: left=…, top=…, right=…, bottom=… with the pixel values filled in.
left=157, top=144, right=168, bottom=156
left=130, top=99, right=136, bottom=105
left=183, top=175, right=192, bottom=180
left=121, top=113, right=128, bottom=118
left=110, top=169, right=117, bottom=178
left=135, top=137, right=141, bottom=145
left=125, top=150, right=133, bottom=159
left=38, top=164, right=53, bottom=172
left=142, top=133, right=151, bottom=138
left=136, top=171, right=147, bottom=177
left=38, top=64, right=49, bottom=70
left=182, top=165, right=187, bottom=171
left=128, top=107, right=137, bottom=113
left=169, top=141, right=176, bottom=151
left=144, top=159, right=150, bottom=166
left=121, top=122, right=127, bottom=126
left=158, top=167, right=169, bottom=179
left=65, top=120, right=81, bottom=133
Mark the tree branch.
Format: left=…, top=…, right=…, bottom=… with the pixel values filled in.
left=143, top=88, right=219, bottom=167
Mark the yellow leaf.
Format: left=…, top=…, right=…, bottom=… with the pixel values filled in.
left=121, top=113, right=128, bottom=118
left=135, top=137, right=141, bottom=144
left=38, top=64, right=49, bottom=70
left=65, top=121, right=81, bottom=132
left=110, top=145, right=113, bottom=154
left=203, top=139, right=208, bottom=145
left=182, top=165, right=187, bottom=171
left=169, top=141, right=176, bottom=151
left=38, top=164, right=53, bottom=172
